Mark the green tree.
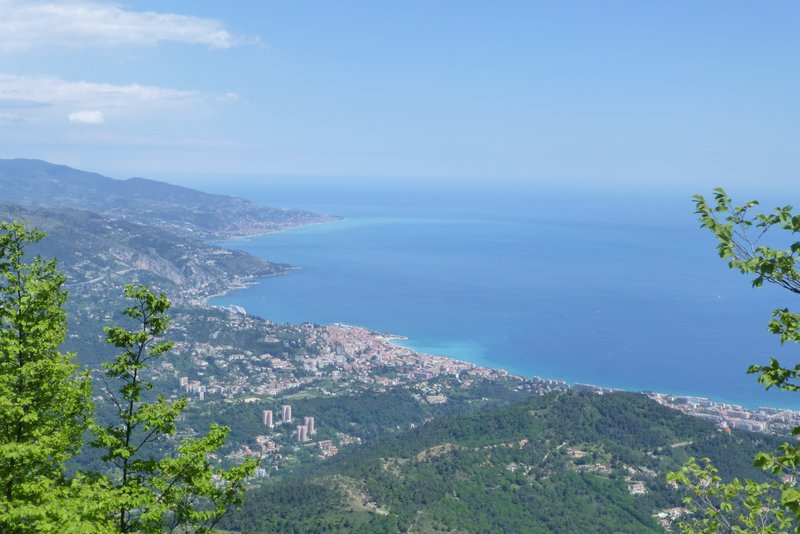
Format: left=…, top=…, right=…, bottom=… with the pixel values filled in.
left=0, top=223, right=254, bottom=531
left=92, top=284, right=257, bottom=533
left=0, top=222, right=100, bottom=532
left=669, top=189, right=800, bottom=532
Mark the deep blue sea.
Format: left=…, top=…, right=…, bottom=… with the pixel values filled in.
left=207, top=182, right=799, bottom=409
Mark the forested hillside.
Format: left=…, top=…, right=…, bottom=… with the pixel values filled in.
left=223, top=391, right=780, bottom=533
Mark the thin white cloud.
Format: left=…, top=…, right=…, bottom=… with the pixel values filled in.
left=0, top=0, right=253, bottom=52
left=0, top=73, right=201, bottom=109
left=68, top=110, right=104, bottom=124
left=0, top=73, right=241, bottom=130
left=0, top=112, right=25, bottom=124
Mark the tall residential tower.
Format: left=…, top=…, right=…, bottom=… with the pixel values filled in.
left=262, top=409, right=273, bottom=428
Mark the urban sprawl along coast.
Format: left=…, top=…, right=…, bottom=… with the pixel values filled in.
left=59, top=215, right=800, bottom=477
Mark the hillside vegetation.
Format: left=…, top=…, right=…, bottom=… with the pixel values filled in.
left=223, top=391, right=780, bottom=533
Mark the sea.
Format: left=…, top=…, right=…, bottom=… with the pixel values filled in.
left=206, top=181, right=799, bottom=410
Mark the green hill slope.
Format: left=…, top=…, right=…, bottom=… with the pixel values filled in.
left=223, top=391, right=780, bottom=533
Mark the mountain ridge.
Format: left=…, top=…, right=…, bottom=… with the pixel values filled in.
left=0, top=158, right=340, bottom=239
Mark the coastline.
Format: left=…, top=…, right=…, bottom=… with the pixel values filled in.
left=219, top=217, right=349, bottom=243
left=200, top=217, right=343, bottom=307
left=201, top=267, right=301, bottom=308
left=387, top=334, right=794, bottom=412
left=202, top=270, right=800, bottom=433
left=197, top=214, right=800, bottom=429
left=204, top=271, right=800, bottom=418
left=326, top=323, right=800, bottom=435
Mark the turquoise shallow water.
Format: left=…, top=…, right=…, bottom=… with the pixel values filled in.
left=209, top=184, right=799, bottom=409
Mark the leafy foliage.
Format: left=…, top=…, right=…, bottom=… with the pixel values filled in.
left=92, top=284, right=257, bottom=533
left=0, top=222, right=255, bottom=532
left=668, top=190, right=800, bottom=531
left=669, top=458, right=790, bottom=533
left=0, top=222, right=96, bottom=532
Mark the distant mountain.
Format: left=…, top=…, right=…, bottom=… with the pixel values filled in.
left=0, top=203, right=285, bottom=303
left=0, top=159, right=339, bottom=239
left=223, top=392, right=781, bottom=533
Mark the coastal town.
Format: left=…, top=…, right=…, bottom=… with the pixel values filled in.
left=116, top=296, right=800, bottom=486
left=153, top=304, right=567, bottom=404
left=80, top=303, right=568, bottom=472
left=648, top=392, right=800, bottom=436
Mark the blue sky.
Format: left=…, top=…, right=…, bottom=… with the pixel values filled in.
left=0, top=1, right=797, bottom=191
